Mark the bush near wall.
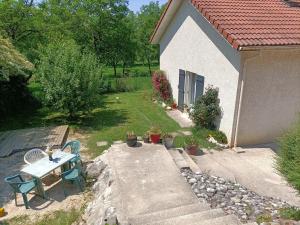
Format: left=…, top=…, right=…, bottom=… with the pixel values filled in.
left=152, top=70, right=173, bottom=104
left=190, top=85, right=222, bottom=130
left=276, top=121, right=300, bottom=191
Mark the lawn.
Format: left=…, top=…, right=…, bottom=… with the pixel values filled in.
left=2, top=208, right=82, bottom=225
left=0, top=73, right=216, bottom=158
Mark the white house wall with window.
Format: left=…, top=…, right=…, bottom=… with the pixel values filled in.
left=158, top=0, right=241, bottom=144
left=151, top=0, right=300, bottom=147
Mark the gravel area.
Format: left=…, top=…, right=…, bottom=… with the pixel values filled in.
left=181, top=168, right=296, bottom=224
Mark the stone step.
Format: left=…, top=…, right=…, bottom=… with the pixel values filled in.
left=142, top=208, right=225, bottom=225
left=128, top=202, right=210, bottom=225
left=168, top=149, right=189, bottom=169
left=180, top=148, right=202, bottom=173
left=189, top=214, right=242, bottom=225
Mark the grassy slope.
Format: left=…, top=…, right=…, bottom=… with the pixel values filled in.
left=86, top=88, right=182, bottom=157
left=0, top=64, right=216, bottom=158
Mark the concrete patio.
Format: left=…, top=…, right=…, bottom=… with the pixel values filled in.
left=193, top=145, right=300, bottom=207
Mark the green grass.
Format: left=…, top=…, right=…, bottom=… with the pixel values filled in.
left=86, top=89, right=182, bottom=157
left=2, top=208, right=82, bottom=225
left=280, top=207, right=300, bottom=221
left=0, top=72, right=217, bottom=158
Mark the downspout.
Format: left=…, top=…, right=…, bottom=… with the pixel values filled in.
left=231, top=50, right=260, bottom=148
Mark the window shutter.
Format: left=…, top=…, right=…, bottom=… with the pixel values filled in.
left=178, top=69, right=186, bottom=110
left=195, top=75, right=205, bottom=101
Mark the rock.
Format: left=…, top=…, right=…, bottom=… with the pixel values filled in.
left=206, top=188, right=216, bottom=193
left=181, top=172, right=188, bottom=177
left=86, top=159, right=107, bottom=178
left=188, top=178, right=197, bottom=184
left=97, top=141, right=108, bottom=147
left=181, top=168, right=295, bottom=224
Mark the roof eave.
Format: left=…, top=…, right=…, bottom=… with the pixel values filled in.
left=239, top=44, right=300, bottom=51
left=150, top=0, right=182, bottom=44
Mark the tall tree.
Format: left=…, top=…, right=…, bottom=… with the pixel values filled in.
left=88, top=0, right=133, bottom=76
left=0, top=0, right=45, bottom=60
left=136, top=1, right=164, bottom=76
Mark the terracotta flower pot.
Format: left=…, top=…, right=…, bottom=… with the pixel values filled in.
left=150, top=134, right=161, bottom=144
left=186, top=145, right=198, bottom=156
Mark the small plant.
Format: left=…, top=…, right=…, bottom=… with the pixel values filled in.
left=127, top=131, right=137, bottom=139
left=163, top=133, right=174, bottom=149
left=163, top=133, right=173, bottom=139
left=126, top=131, right=137, bottom=147
left=185, top=136, right=199, bottom=146
left=209, top=130, right=228, bottom=144
left=143, top=132, right=150, bottom=143
left=276, top=120, right=300, bottom=191
left=149, top=126, right=162, bottom=135
left=280, top=207, right=300, bottom=221
left=149, top=126, right=162, bottom=144
left=256, top=213, right=273, bottom=224
left=171, top=102, right=177, bottom=109
left=185, top=137, right=200, bottom=155
left=190, top=85, right=221, bottom=129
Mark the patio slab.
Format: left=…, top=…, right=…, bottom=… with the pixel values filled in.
left=166, top=110, right=194, bottom=128
left=0, top=125, right=69, bottom=158
left=106, top=143, right=201, bottom=218
left=193, top=146, right=300, bottom=207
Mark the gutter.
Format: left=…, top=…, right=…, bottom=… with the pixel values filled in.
left=231, top=51, right=260, bottom=148
left=239, top=45, right=300, bottom=51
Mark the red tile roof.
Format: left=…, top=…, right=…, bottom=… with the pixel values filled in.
left=152, top=0, right=300, bottom=50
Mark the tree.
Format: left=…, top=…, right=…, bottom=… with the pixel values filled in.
left=87, top=0, right=134, bottom=76
left=0, top=36, right=35, bottom=118
left=136, top=1, right=164, bottom=75
left=0, top=36, right=33, bottom=81
left=36, top=40, right=102, bottom=118
left=0, top=0, right=45, bottom=60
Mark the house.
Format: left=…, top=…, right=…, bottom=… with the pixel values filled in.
left=150, top=0, right=300, bottom=147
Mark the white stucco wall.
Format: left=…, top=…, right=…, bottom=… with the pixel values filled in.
left=236, top=49, right=300, bottom=146
left=159, top=0, right=241, bottom=143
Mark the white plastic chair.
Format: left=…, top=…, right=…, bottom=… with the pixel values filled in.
left=24, top=148, right=48, bottom=165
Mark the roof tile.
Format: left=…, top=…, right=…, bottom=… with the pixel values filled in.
left=190, top=0, right=300, bottom=49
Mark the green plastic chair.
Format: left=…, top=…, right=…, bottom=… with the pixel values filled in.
left=61, top=140, right=82, bottom=166
left=4, top=174, right=38, bottom=209
left=61, top=162, right=85, bottom=197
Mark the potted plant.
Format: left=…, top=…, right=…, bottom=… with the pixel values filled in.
left=149, top=126, right=162, bottom=144
left=185, top=137, right=199, bottom=155
left=143, top=132, right=150, bottom=143
left=163, top=133, right=174, bottom=149
left=171, top=102, right=177, bottom=109
left=126, top=131, right=137, bottom=147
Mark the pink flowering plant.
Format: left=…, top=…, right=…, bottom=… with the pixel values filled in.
left=152, top=70, right=173, bottom=104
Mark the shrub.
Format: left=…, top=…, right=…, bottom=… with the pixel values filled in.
left=280, top=207, right=300, bottom=221
left=190, top=85, right=221, bottom=129
left=36, top=40, right=102, bottom=119
left=152, top=70, right=173, bottom=103
left=276, top=121, right=300, bottom=191
left=114, top=77, right=138, bottom=92
left=210, top=130, right=228, bottom=144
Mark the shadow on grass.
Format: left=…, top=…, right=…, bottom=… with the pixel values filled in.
left=0, top=95, right=128, bottom=134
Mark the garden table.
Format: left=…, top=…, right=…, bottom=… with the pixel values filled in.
left=21, top=151, right=76, bottom=199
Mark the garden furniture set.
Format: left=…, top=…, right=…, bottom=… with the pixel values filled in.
left=4, top=140, right=85, bottom=209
